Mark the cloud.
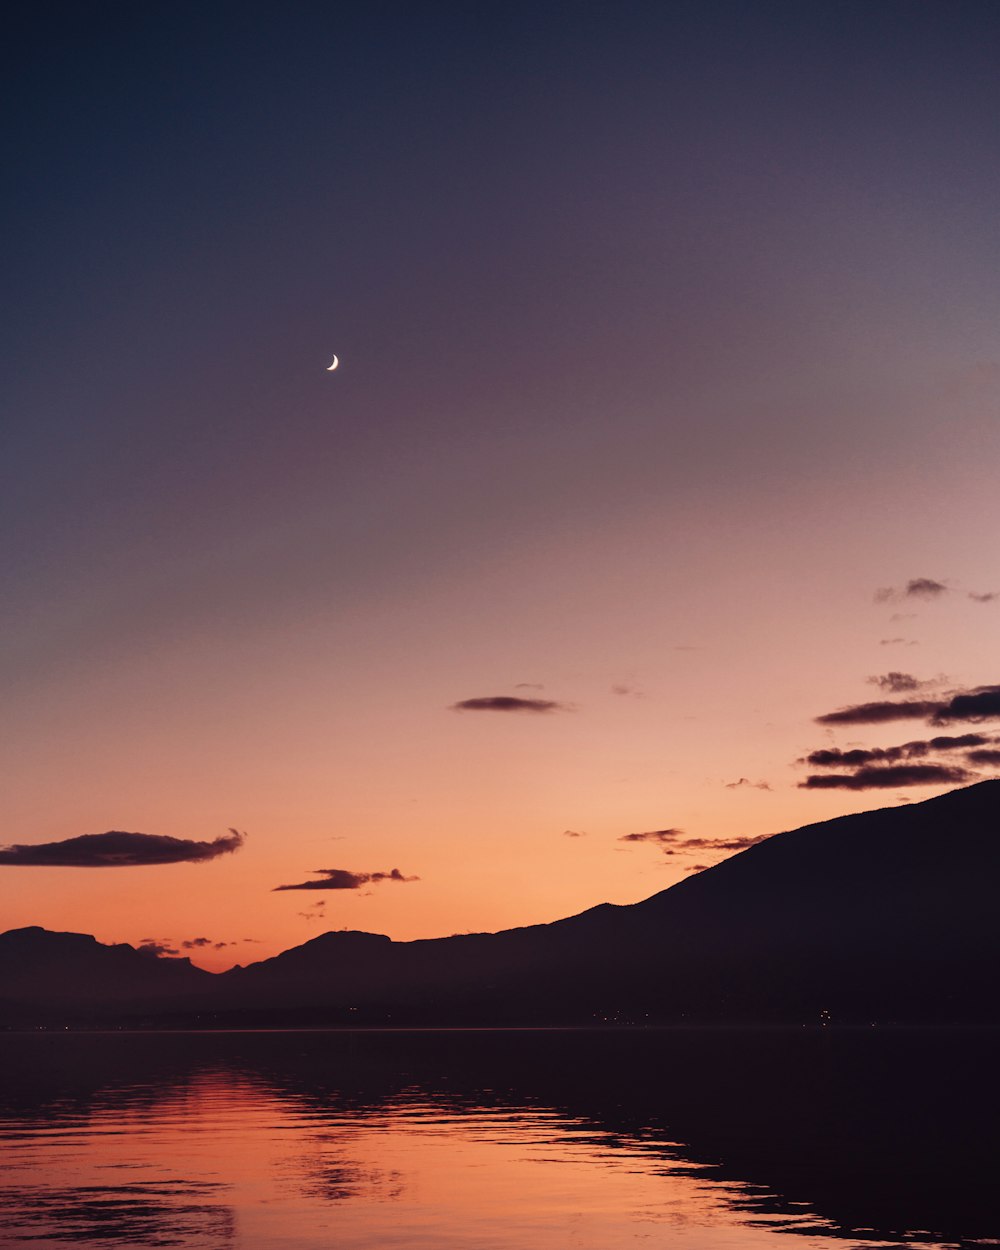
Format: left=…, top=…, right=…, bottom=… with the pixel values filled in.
left=274, top=867, right=420, bottom=892
left=0, top=828, right=245, bottom=867
left=966, top=749, right=1000, bottom=766
left=799, top=764, right=971, bottom=790
left=805, top=734, right=993, bottom=769
left=618, top=828, right=685, bottom=846
left=611, top=683, right=644, bottom=697
left=816, top=700, right=943, bottom=726
left=675, top=834, right=769, bottom=852
left=181, top=937, right=213, bottom=949
left=562, top=829, right=586, bottom=837
left=970, top=591, right=997, bottom=603
left=879, top=638, right=918, bottom=647
left=137, top=940, right=180, bottom=958
left=906, top=577, right=948, bottom=598
left=514, top=682, right=544, bottom=690
left=619, top=828, right=767, bottom=858
left=875, top=578, right=948, bottom=604
left=450, top=696, right=566, bottom=713
left=932, top=685, right=1000, bottom=725
left=867, top=672, right=924, bottom=694
left=724, top=777, right=771, bottom=790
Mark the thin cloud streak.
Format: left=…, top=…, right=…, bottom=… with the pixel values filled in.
left=274, top=867, right=420, bottom=891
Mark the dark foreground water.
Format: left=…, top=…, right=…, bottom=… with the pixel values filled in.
left=0, top=1029, right=997, bottom=1249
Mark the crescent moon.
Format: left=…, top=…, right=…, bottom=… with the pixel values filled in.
left=326, top=355, right=339, bottom=371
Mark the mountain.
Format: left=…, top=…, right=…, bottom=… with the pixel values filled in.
left=3, top=781, right=999, bottom=1026
left=0, top=927, right=212, bottom=1025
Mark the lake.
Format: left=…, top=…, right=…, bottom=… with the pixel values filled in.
left=0, top=1029, right=996, bottom=1248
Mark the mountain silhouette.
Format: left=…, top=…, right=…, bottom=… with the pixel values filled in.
left=3, top=781, right=998, bottom=1026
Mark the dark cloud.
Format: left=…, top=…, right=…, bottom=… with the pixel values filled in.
left=724, top=777, right=772, bottom=790
left=514, top=682, right=544, bottom=690
left=806, top=747, right=890, bottom=767
left=0, top=828, right=245, bottom=867
left=685, top=863, right=711, bottom=873
left=676, top=835, right=769, bottom=852
left=274, top=867, right=419, bottom=891
left=619, top=828, right=767, bottom=858
left=181, top=937, right=213, bottom=949
left=816, top=700, right=943, bottom=726
left=929, top=734, right=994, bottom=750
left=966, top=749, right=1000, bottom=766
left=867, top=672, right=923, bottom=693
left=906, top=577, right=948, bottom=598
left=450, top=696, right=566, bottom=713
left=562, top=829, right=586, bottom=838
left=970, top=591, right=997, bottom=603
left=875, top=578, right=948, bottom=604
left=137, top=940, right=180, bottom=958
left=799, top=764, right=971, bottom=790
left=805, top=734, right=993, bottom=769
left=932, top=685, right=1000, bottom=725
left=618, top=828, right=685, bottom=846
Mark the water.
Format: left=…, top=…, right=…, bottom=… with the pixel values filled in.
left=0, top=1029, right=996, bottom=1249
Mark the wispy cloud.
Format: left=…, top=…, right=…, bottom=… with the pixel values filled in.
left=450, top=696, right=567, bottom=713
left=562, top=829, right=587, bottom=838
left=618, top=828, right=685, bottom=847
left=274, top=867, right=420, bottom=892
left=866, top=671, right=926, bottom=694
left=875, top=578, right=948, bottom=604
left=618, top=828, right=767, bottom=857
left=675, top=834, right=769, bottom=852
left=969, top=591, right=997, bottom=603
left=0, top=829, right=245, bottom=868
left=724, top=777, right=771, bottom=790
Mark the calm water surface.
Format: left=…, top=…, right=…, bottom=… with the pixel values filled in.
left=0, top=1030, right=996, bottom=1249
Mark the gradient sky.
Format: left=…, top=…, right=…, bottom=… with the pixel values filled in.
left=3, top=2, right=999, bottom=970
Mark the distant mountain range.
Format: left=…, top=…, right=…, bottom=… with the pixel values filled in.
left=3, top=781, right=999, bottom=1027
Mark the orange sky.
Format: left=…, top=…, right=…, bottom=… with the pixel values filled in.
left=3, top=5, right=999, bottom=970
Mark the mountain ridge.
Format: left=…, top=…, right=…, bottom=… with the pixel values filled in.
left=3, top=780, right=998, bottom=1026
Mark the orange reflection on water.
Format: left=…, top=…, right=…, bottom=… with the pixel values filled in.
left=0, top=1065, right=948, bottom=1250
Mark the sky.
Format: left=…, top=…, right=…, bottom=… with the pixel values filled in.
left=2, top=1, right=999, bottom=971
